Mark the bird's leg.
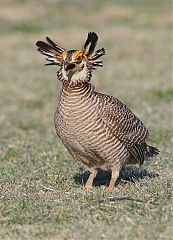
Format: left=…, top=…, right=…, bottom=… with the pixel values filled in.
left=107, top=167, right=120, bottom=192
left=84, top=168, right=98, bottom=191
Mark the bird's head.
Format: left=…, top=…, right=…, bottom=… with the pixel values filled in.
left=36, top=32, right=106, bottom=84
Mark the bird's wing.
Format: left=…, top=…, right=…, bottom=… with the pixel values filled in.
left=95, top=92, right=149, bottom=165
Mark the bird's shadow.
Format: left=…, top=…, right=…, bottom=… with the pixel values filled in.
left=74, top=166, right=159, bottom=187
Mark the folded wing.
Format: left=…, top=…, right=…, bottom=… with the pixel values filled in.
left=96, top=92, right=149, bottom=165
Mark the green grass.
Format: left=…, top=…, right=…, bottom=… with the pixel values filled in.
left=150, top=87, right=173, bottom=101
left=0, top=0, right=172, bottom=239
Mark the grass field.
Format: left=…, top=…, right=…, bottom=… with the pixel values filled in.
left=0, top=0, right=172, bottom=239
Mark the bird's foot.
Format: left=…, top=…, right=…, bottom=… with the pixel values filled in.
left=107, top=185, right=114, bottom=192
left=83, top=169, right=97, bottom=192
left=84, top=184, right=93, bottom=192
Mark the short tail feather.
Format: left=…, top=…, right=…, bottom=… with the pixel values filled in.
left=146, top=145, right=159, bottom=158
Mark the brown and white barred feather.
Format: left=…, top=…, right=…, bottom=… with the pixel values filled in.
left=36, top=37, right=65, bottom=66
left=55, top=82, right=132, bottom=170
left=36, top=32, right=159, bottom=191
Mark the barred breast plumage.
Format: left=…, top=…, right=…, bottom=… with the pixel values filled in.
left=36, top=31, right=159, bottom=191
left=55, top=82, right=130, bottom=170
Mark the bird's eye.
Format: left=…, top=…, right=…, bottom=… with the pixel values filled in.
left=76, top=55, right=82, bottom=61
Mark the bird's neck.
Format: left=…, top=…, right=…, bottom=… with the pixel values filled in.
left=61, top=81, right=95, bottom=94
left=57, top=64, right=92, bottom=86
left=67, top=66, right=88, bottom=83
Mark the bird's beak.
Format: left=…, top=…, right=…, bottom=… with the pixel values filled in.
left=64, top=62, right=76, bottom=71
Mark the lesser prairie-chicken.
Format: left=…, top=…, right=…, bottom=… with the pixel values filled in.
left=36, top=32, right=159, bottom=192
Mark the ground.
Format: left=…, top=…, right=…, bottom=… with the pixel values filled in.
left=0, top=0, right=172, bottom=239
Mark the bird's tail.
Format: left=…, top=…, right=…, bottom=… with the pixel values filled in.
left=145, top=145, right=159, bottom=158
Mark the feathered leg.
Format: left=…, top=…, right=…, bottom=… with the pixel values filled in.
left=107, top=166, right=120, bottom=192
left=84, top=168, right=98, bottom=191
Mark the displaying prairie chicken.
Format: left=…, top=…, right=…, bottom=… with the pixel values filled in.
left=36, top=32, right=159, bottom=192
